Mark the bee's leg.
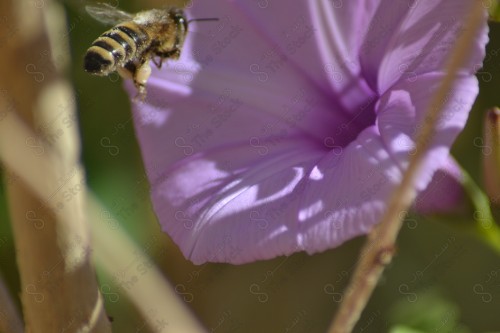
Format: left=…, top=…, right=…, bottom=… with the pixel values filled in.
left=156, top=48, right=181, bottom=61
left=168, top=48, right=182, bottom=60
left=133, top=61, right=152, bottom=100
left=152, top=57, right=163, bottom=69
left=117, top=61, right=151, bottom=101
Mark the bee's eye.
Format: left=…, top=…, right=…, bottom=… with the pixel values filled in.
left=177, top=16, right=187, bottom=31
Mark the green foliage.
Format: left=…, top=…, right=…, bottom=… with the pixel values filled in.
left=388, top=290, right=468, bottom=333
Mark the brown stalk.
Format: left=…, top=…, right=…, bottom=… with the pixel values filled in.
left=0, top=0, right=111, bottom=331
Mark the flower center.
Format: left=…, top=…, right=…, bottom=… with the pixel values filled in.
left=328, top=78, right=379, bottom=149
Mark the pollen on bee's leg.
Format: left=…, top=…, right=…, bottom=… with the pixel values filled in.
left=132, top=62, right=151, bottom=101
left=135, top=62, right=152, bottom=86
left=133, top=83, right=147, bottom=102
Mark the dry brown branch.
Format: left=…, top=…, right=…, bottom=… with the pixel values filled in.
left=0, top=0, right=111, bottom=331
left=0, top=93, right=206, bottom=333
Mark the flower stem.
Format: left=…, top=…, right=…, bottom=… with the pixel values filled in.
left=327, top=2, right=485, bottom=332
left=482, top=107, right=500, bottom=204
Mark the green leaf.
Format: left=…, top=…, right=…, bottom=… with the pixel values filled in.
left=489, top=1, right=500, bottom=22
left=387, top=290, right=468, bottom=333
left=389, top=325, right=427, bottom=333
left=459, top=166, right=500, bottom=254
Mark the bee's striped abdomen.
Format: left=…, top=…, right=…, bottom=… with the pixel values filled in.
left=103, top=30, right=135, bottom=56
left=84, top=22, right=149, bottom=75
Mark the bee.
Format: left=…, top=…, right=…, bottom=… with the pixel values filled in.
left=84, top=3, right=188, bottom=99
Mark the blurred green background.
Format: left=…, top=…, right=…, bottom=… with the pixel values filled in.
left=1, top=1, right=500, bottom=332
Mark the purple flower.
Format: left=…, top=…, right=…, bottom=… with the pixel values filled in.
left=128, top=1, right=487, bottom=264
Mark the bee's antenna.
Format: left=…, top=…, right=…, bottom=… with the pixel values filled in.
left=188, top=18, right=219, bottom=23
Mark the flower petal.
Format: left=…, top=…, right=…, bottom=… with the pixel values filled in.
left=150, top=138, right=324, bottom=264
left=297, top=125, right=403, bottom=254
left=414, top=156, right=465, bottom=214
left=377, top=73, right=478, bottom=192
left=128, top=0, right=488, bottom=264
left=153, top=0, right=380, bottom=126
left=130, top=73, right=357, bottom=176
left=145, top=125, right=405, bottom=264
left=362, top=0, right=488, bottom=92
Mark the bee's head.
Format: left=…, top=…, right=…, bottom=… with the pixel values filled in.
left=170, top=8, right=188, bottom=37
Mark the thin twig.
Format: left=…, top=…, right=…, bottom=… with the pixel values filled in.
left=328, top=2, right=485, bottom=332
left=87, top=194, right=207, bottom=333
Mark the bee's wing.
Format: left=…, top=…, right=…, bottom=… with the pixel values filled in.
left=85, top=3, right=134, bottom=25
